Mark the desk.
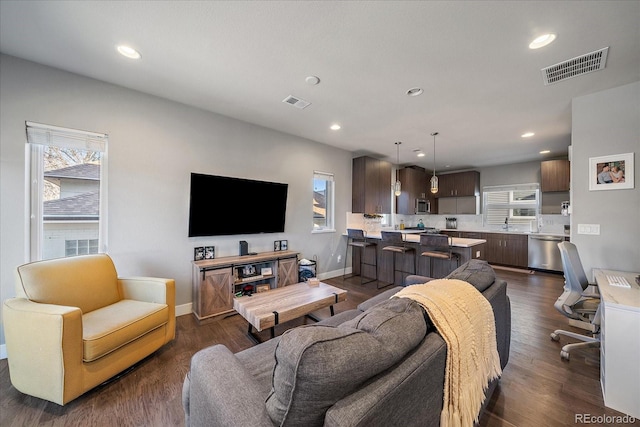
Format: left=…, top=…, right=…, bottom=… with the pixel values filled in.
left=593, top=269, right=640, bottom=419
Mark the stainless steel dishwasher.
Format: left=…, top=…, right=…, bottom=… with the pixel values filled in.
left=528, top=234, right=565, bottom=272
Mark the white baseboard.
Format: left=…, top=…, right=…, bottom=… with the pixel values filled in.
left=319, top=267, right=350, bottom=280
left=175, top=302, right=192, bottom=317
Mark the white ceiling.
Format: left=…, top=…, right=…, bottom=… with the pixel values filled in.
left=1, top=1, right=639, bottom=171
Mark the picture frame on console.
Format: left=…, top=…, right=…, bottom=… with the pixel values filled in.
left=589, top=152, right=634, bottom=191
left=274, top=240, right=281, bottom=251
left=280, top=240, right=288, bottom=251
left=204, top=246, right=215, bottom=259
left=194, top=247, right=205, bottom=261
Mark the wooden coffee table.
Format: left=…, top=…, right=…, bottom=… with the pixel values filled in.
left=233, top=282, right=347, bottom=342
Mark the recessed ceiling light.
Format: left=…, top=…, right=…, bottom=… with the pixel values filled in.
left=540, top=150, right=551, bottom=154
left=330, top=124, right=341, bottom=130
left=521, top=132, right=535, bottom=138
left=306, top=75, right=320, bottom=85
left=529, top=34, right=556, bottom=49
left=417, top=152, right=425, bottom=157
left=445, top=165, right=451, bottom=168
left=406, top=87, right=423, bottom=97
left=117, top=45, right=141, bottom=59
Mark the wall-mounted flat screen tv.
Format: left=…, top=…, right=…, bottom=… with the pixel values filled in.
left=188, top=173, right=288, bottom=237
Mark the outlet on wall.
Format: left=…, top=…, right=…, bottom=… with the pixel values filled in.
left=577, top=224, right=601, bottom=235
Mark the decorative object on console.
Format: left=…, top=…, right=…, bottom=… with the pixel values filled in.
left=239, top=240, right=249, bottom=256
left=280, top=240, right=288, bottom=251
left=430, top=132, right=439, bottom=194
left=256, top=284, right=270, bottom=293
left=394, top=141, right=402, bottom=196
left=204, top=246, right=215, bottom=259
left=242, top=265, right=257, bottom=277
left=261, top=267, right=273, bottom=276
left=274, top=240, right=281, bottom=251
left=194, top=247, right=205, bottom=261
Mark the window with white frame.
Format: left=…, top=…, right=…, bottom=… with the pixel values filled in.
left=312, top=171, right=335, bottom=232
left=483, top=183, right=540, bottom=226
left=27, top=122, right=108, bottom=261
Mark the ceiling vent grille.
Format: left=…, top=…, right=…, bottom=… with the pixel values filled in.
left=282, top=95, right=311, bottom=109
left=541, top=47, right=609, bottom=85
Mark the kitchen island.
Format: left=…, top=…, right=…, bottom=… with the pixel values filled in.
left=348, top=231, right=486, bottom=286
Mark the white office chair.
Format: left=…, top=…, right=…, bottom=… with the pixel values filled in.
left=550, top=241, right=600, bottom=361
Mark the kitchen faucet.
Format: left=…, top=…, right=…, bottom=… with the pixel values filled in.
left=503, top=217, right=509, bottom=231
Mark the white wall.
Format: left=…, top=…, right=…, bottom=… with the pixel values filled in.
left=571, top=81, right=640, bottom=274
left=0, top=54, right=353, bottom=347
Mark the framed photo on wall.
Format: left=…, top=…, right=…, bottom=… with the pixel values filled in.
left=589, top=152, right=634, bottom=191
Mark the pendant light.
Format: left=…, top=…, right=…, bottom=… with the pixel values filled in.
left=430, top=132, right=439, bottom=194
left=394, top=142, right=402, bottom=196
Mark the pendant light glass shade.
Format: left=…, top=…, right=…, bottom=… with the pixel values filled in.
left=394, top=142, right=402, bottom=196
left=430, top=175, right=438, bottom=194
left=394, top=180, right=402, bottom=196
left=430, top=132, right=439, bottom=194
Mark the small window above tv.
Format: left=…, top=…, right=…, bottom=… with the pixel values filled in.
left=188, top=173, right=288, bottom=237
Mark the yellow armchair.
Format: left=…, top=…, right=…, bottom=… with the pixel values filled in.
left=3, top=254, right=175, bottom=405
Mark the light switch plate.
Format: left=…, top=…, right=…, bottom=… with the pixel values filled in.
left=577, top=224, right=601, bottom=235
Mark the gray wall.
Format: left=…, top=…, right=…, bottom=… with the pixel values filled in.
left=571, top=81, right=640, bottom=274
left=0, top=54, right=352, bottom=347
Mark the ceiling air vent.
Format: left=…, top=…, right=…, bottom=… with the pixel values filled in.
left=282, top=95, right=311, bottom=109
left=541, top=47, right=609, bottom=85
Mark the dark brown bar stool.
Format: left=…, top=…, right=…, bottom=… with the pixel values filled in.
left=381, top=231, right=415, bottom=289
left=419, top=233, right=460, bottom=278
left=343, top=229, right=378, bottom=284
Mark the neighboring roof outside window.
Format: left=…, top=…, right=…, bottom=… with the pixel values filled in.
left=313, top=190, right=326, bottom=220
left=44, top=163, right=100, bottom=180
left=44, top=191, right=99, bottom=221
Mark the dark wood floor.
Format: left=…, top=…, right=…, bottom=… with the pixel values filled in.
left=1, top=269, right=638, bottom=426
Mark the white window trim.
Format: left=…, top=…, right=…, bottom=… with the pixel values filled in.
left=26, top=121, right=108, bottom=260
left=483, top=183, right=540, bottom=226
left=312, top=170, right=336, bottom=233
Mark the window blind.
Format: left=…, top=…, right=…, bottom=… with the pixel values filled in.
left=313, top=171, right=334, bottom=181
left=26, top=121, right=107, bottom=152
left=483, top=183, right=540, bottom=225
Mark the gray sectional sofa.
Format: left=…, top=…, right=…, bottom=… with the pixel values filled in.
left=182, top=260, right=511, bottom=427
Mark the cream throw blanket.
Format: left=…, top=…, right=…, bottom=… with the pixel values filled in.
left=394, top=279, right=502, bottom=427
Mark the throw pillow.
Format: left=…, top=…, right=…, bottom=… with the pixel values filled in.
left=265, top=298, right=427, bottom=427
left=446, top=259, right=496, bottom=292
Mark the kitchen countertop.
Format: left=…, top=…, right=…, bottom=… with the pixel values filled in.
left=440, top=228, right=568, bottom=238
left=347, top=231, right=486, bottom=248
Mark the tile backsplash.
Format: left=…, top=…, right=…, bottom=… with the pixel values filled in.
left=390, top=214, right=570, bottom=234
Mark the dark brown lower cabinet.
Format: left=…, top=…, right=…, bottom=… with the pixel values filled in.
left=484, top=233, right=528, bottom=268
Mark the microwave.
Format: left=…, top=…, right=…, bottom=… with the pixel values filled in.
left=415, top=199, right=430, bottom=214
